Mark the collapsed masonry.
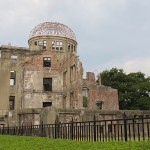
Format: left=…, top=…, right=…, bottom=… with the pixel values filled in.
left=0, top=22, right=119, bottom=126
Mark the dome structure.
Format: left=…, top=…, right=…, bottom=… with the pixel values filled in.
left=29, top=22, right=76, bottom=41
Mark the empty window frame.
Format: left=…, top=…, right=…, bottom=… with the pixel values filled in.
left=74, top=46, right=76, bottom=52
left=71, top=44, right=73, bottom=52
left=68, top=43, right=71, bottom=51
left=35, top=40, right=46, bottom=49
left=43, top=102, right=52, bottom=107
left=56, top=41, right=59, bottom=50
left=11, top=54, right=17, bottom=60
left=63, top=96, right=66, bottom=109
left=83, top=87, right=89, bottom=97
left=52, top=41, right=55, bottom=49
left=43, top=78, right=52, bottom=91
left=43, top=57, right=51, bottom=67
left=68, top=43, right=75, bottom=52
left=96, top=101, right=103, bottom=110
left=35, top=41, right=38, bottom=45
left=43, top=40, right=46, bottom=49
left=52, top=41, right=63, bottom=50
left=9, top=96, right=15, bottom=110
left=60, top=41, right=63, bottom=50
left=10, top=71, right=16, bottom=85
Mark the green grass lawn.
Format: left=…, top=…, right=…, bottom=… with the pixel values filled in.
left=0, top=135, right=149, bottom=150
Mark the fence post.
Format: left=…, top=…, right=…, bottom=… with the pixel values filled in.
left=7, top=124, right=9, bottom=135
left=141, top=116, right=145, bottom=141
left=2, top=125, right=4, bottom=135
left=71, top=118, right=74, bottom=140
left=31, top=123, right=33, bottom=136
left=124, top=112, right=127, bottom=141
left=55, top=115, right=59, bottom=139
left=41, top=122, right=44, bottom=137
left=21, top=124, right=24, bottom=136
left=93, top=114, right=96, bottom=142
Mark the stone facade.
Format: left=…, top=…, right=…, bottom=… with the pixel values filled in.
left=0, top=22, right=119, bottom=126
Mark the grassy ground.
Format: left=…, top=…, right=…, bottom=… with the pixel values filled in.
left=0, top=135, right=149, bottom=150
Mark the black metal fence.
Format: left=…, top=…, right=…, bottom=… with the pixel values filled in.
left=0, top=117, right=149, bottom=142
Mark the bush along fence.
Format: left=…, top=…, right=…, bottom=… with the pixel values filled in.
left=0, top=116, right=150, bottom=142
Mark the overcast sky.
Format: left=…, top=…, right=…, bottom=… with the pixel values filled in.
left=0, top=0, right=150, bottom=76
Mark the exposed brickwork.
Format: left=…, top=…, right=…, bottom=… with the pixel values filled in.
left=0, top=22, right=119, bottom=126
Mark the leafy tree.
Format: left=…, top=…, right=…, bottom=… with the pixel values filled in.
left=99, top=68, right=150, bottom=110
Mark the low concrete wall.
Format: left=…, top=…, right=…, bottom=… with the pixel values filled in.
left=1, top=108, right=150, bottom=126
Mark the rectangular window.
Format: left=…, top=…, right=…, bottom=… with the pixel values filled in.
left=43, top=57, right=51, bottom=67
left=43, top=102, right=52, bottom=107
left=38, top=41, right=43, bottom=46
left=60, top=41, right=63, bottom=50
left=11, top=54, right=17, bottom=60
left=52, top=41, right=55, bottom=49
left=10, top=71, right=16, bottom=85
left=43, top=78, right=52, bottom=91
left=96, top=101, right=103, bottom=109
left=9, top=96, right=15, bottom=110
left=71, top=44, right=73, bottom=51
left=63, top=96, right=66, bottom=109
left=10, top=79, right=15, bottom=85
left=68, top=43, right=71, bottom=51
left=56, top=41, right=59, bottom=50
left=43, top=40, right=46, bottom=49
left=74, top=46, right=76, bottom=52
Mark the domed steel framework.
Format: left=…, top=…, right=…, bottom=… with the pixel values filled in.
left=29, top=22, right=76, bottom=41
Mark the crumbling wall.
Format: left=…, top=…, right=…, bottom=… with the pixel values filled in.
left=23, top=50, right=63, bottom=109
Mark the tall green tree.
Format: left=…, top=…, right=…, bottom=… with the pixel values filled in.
left=99, top=68, right=150, bottom=110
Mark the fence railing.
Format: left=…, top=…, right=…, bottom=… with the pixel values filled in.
left=0, top=117, right=149, bottom=142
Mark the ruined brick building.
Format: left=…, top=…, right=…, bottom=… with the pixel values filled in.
left=0, top=22, right=119, bottom=126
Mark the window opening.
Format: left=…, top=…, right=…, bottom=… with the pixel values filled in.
left=11, top=54, right=17, bottom=60
left=43, top=78, right=52, bottom=91
left=56, top=41, right=59, bottom=50
left=71, top=44, right=73, bottom=51
left=9, top=96, right=15, bottom=110
left=52, top=41, right=55, bottom=49
left=43, top=40, right=46, bottom=49
left=60, top=41, right=63, bottom=50
left=43, top=57, right=51, bottom=67
left=96, top=101, right=103, bottom=109
left=63, top=96, right=66, bottom=109
left=68, top=43, right=71, bottom=51
left=43, top=102, right=52, bottom=107
left=10, top=71, right=16, bottom=85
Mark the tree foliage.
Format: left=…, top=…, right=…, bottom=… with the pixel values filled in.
left=99, top=68, right=150, bottom=110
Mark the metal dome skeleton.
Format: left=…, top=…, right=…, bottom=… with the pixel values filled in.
left=29, top=22, right=76, bottom=41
